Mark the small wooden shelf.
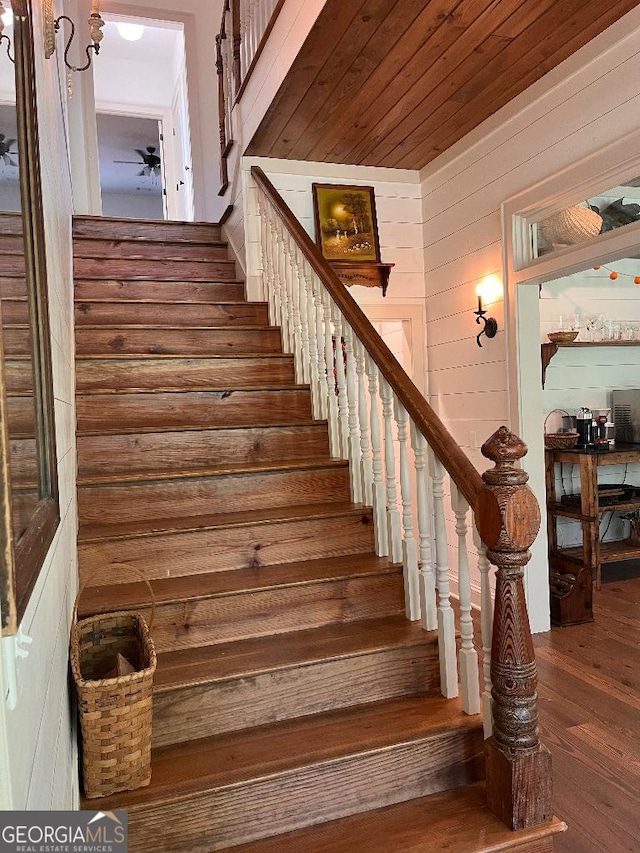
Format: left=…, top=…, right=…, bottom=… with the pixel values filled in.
left=545, top=443, right=640, bottom=626
left=541, top=340, right=640, bottom=386
left=559, top=541, right=640, bottom=564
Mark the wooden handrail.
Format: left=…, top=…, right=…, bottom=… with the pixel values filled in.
left=251, top=165, right=484, bottom=508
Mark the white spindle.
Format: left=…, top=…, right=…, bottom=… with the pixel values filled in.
left=365, top=352, right=388, bottom=556
left=431, top=456, right=458, bottom=698
left=286, top=239, right=304, bottom=383
left=394, top=399, right=420, bottom=621
left=380, top=376, right=402, bottom=563
left=321, top=286, right=341, bottom=457
left=302, top=265, right=324, bottom=421
left=263, top=211, right=278, bottom=325
left=410, top=425, right=437, bottom=631
left=293, top=249, right=311, bottom=385
left=277, top=225, right=294, bottom=353
left=343, top=322, right=364, bottom=502
left=331, top=306, right=350, bottom=460
left=474, top=521, right=494, bottom=738
left=452, top=483, right=480, bottom=715
left=355, top=339, right=373, bottom=505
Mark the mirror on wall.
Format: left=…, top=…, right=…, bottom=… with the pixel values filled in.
left=0, top=0, right=59, bottom=635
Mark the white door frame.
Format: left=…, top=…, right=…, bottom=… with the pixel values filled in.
left=501, top=126, right=640, bottom=631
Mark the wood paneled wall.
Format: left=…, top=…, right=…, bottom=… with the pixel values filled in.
left=0, top=10, right=79, bottom=810
left=419, top=7, right=640, bottom=632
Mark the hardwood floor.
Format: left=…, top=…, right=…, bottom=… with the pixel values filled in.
left=534, top=576, right=640, bottom=853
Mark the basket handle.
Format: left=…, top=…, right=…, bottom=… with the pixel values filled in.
left=544, top=408, right=573, bottom=434
left=73, top=564, right=156, bottom=633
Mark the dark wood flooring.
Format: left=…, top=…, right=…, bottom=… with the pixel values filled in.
left=534, top=576, right=640, bottom=853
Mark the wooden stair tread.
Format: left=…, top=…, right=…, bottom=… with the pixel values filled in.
left=77, top=383, right=306, bottom=396
left=75, top=323, right=275, bottom=331
left=222, top=783, right=566, bottom=853
left=75, top=352, right=290, bottom=360
left=78, top=500, right=370, bottom=542
left=154, top=615, right=432, bottom=692
left=77, top=455, right=347, bottom=487
left=89, top=694, right=478, bottom=809
left=78, top=553, right=399, bottom=614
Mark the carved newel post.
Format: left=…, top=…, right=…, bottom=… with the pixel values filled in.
left=475, top=427, right=552, bottom=830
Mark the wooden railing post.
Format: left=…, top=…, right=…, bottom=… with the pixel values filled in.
left=475, top=426, right=552, bottom=830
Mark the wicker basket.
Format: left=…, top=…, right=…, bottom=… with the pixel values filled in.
left=539, top=205, right=602, bottom=246
left=71, top=565, right=157, bottom=799
left=544, top=409, right=579, bottom=450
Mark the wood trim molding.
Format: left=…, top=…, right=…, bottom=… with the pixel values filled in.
left=251, top=165, right=484, bottom=508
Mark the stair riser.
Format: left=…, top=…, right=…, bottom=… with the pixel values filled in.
left=0, top=276, right=27, bottom=298
left=6, top=397, right=36, bottom=436
left=77, top=466, right=352, bottom=524
left=74, top=280, right=245, bottom=302
left=74, top=257, right=237, bottom=281
left=7, top=438, right=36, bottom=480
left=0, top=256, right=27, bottom=275
left=0, top=236, right=24, bottom=253
left=77, top=424, right=330, bottom=476
left=75, top=356, right=295, bottom=392
left=0, top=214, right=23, bottom=235
left=74, top=302, right=269, bottom=328
left=125, top=728, right=484, bottom=851
left=76, top=389, right=313, bottom=433
left=72, top=219, right=221, bottom=242
left=78, top=512, right=376, bottom=581
left=73, top=239, right=228, bottom=261
left=75, top=327, right=282, bottom=356
left=5, top=361, right=32, bottom=393
left=0, top=301, right=27, bottom=324
left=1, top=328, right=29, bottom=356
left=131, top=572, right=404, bottom=652
left=153, top=644, right=438, bottom=746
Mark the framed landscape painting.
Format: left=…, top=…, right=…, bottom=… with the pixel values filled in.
left=312, top=183, right=381, bottom=263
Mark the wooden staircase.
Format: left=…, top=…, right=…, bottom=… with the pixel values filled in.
left=73, top=216, right=563, bottom=852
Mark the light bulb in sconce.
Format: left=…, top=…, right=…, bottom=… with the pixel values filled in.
left=1, top=6, right=13, bottom=27
left=116, top=22, right=145, bottom=41
left=474, top=276, right=502, bottom=347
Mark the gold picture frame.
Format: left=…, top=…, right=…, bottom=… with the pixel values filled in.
left=312, top=183, right=381, bottom=263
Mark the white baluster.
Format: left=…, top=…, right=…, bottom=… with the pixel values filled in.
left=277, top=224, right=294, bottom=353
left=380, top=376, right=402, bottom=563
left=452, top=483, right=480, bottom=715
left=410, top=425, right=437, bottom=631
left=302, top=264, right=323, bottom=421
left=473, top=520, right=494, bottom=738
left=286, top=238, right=303, bottom=382
left=321, top=286, right=340, bottom=456
left=394, top=399, right=420, bottom=621
left=343, top=322, right=364, bottom=502
left=294, top=249, right=311, bottom=385
left=365, top=353, right=388, bottom=556
left=355, top=339, right=373, bottom=505
left=263, top=208, right=278, bottom=324
left=431, top=456, right=459, bottom=698
left=331, top=306, right=350, bottom=460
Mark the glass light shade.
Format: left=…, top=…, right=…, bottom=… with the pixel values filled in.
left=1, top=6, right=13, bottom=26
left=116, top=22, right=144, bottom=41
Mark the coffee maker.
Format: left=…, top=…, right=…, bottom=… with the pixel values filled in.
left=576, top=407, right=593, bottom=449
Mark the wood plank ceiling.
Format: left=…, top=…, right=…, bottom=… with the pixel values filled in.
left=246, top=0, right=640, bottom=170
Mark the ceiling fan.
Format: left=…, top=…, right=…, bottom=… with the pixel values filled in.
left=0, top=133, right=18, bottom=167
left=114, top=146, right=162, bottom=178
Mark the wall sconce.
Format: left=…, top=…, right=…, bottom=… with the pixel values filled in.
left=474, top=276, right=501, bottom=347
left=0, top=2, right=14, bottom=64
left=53, top=0, right=104, bottom=72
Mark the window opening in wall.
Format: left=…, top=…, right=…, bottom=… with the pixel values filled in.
left=532, top=177, right=640, bottom=260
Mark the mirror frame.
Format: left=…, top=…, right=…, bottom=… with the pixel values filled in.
left=1, top=0, right=59, bottom=635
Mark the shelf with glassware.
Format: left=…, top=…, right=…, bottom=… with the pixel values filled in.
left=545, top=443, right=640, bottom=626
left=541, top=340, right=640, bottom=387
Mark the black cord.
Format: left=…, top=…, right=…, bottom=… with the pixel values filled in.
left=600, top=510, right=616, bottom=543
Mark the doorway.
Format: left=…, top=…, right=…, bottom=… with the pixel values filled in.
left=92, top=14, right=194, bottom=221
left=96, top=113, right=164, bottom=220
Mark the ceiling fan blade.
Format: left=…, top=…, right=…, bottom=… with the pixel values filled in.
left=138, top=169, right=146, bottom=177
left=135, top=149, right=149, bottom=160
left=8, top=156, right=17, bottom=167
left=114, top=160, right=143, bottom=165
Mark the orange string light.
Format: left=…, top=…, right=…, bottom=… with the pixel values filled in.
left=592, top=264, right=640, bottom=284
